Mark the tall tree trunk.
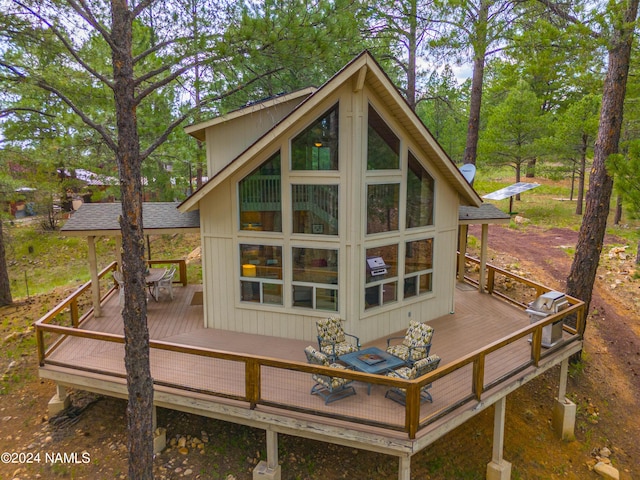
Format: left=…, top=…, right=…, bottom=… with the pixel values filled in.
left=0, top=222, right=12, bottom=307
left=575, top=136, right=587, bottom=215
left=569, top=162, right=575, bottom=201
left=613, top=194, right=623, bottom=224
left=111, top=2, right=154, bottom=478
left=566, top=0, right=639, bottom=334
left=406, top=0, right=418, bottom=110
left=463, top=0, right=489, bottom=166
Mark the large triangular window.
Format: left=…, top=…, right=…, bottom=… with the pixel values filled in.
left=291, top=105, right=339, bottom=170
left=367, top=104, right=400, bottom=170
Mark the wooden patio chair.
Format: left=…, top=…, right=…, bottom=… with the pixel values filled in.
left=385, top=354, right=441, bottom=405
left=304, top=346, right=356, bottom=405
left=386, top=321, right=434, bottom=365
left=316, top=316, right=360, bottom=362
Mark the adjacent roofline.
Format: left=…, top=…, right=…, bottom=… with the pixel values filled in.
left=61, top=202, right=200, bottom=237
left=179, top=51, right=482, bottom=213
left=184, top=87, right=317, bottom=142
left=458, top=204, right=511, bottom=225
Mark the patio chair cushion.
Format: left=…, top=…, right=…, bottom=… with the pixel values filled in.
left=402, top=321, right=434, bottom=348
left=316, top=316, right=347, bottom=346
left=304, top=345, right=356, bottom=404
left=304, top=345, right=330, bottom=367
left=385, top=354, right=441, bottom=405
left=387, top=321, right=433, bottom=363
left=316, top=316, right=359, bottom=360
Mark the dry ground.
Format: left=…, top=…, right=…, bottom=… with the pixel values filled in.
left=1, top=224, right=638, bottom=479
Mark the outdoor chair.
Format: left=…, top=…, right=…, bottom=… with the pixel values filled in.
left=153, top=265, right=177, bottom=301
left=304, top=345, right=356, bottom=405
left=316, top=316, right=360, bottom=362
left=113, top=270, right=125, bottom=306
left=386, top=321, right=434, bottom=365
left=385, top=354, right=441, bottom=405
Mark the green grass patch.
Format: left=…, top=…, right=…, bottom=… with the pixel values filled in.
left=4, top=221, right=201, bottom=300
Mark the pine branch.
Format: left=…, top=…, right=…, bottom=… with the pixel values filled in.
left=535, top=0, right=600, bottom=39
left=140, top=68, right=283, bottom=162
left=35, top=80, right=117, bottom=152
left=134, top=60, right=201, bottom=104
left=0, top=107, right=56, bottom=119
left=10, top=0, right=114, bottom=88
left=67, top=0, right=116, bottom=50
left=132, top=0, right=156, bottom=19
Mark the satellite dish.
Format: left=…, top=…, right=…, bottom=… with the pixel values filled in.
left=459, top=164, right=476, bottom=184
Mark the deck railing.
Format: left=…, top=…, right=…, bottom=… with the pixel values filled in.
left=35, top=258, right=584, bottom=440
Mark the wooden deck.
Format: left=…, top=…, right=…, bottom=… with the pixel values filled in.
left=39, top=281, right=582, bottom=457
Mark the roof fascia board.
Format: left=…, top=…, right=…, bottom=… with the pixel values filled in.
left=458, top=217, right=510, bottom=225
left=184, top=87, right=317, bottom=141
left=61, top=227, right=201, bottom=237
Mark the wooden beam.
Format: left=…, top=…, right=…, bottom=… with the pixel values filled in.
left=458, top=224, right=468, bottom=283
left=87, top=236, right=101, bottom=317
left=479, top=224, right=488, bottom=292
left=354, top=65, right=368, bottom=92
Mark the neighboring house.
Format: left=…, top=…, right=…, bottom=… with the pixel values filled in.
left=180, top=51, right=481, bottom=344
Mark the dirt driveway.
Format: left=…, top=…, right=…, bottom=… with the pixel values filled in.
left=471, top=223, right=640, bottom=475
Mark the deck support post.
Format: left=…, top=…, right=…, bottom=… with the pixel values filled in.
left=152, top=406, right=166, bottom=454
left=398, top=454, right=411, bottom=480
left=48, top=384, right=70, bottom=417
left=486, top=397, right=511, bottom=480
left=479, top=224, right=488, bottom=292
left=552, top=359, right=576, bottom=440
left=457, top=224, right=468, bottom=283
left=253, top=429, right=281, bottom=480
left=87, top=236, right=101, bottom=317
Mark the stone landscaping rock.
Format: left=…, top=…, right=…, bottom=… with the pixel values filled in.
left=594, top=462, right=620, bottom=480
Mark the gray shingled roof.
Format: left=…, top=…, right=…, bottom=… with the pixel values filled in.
left=458, top=203, right=511, bottom=224
left=61, top=202, right=200, bottom=235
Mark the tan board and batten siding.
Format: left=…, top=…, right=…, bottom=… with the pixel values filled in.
left=185, top=52, right=480, bottom=345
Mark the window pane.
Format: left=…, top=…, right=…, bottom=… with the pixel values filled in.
left=240, top=244, right=282, bottom=279
left=263, top=283, right=283, bottom=305
left=241, top=281, right=260, bottom=302
left=365, top=244, right=398, bottom=283
left=239, top=152, right=281, bottom=232
left=382, top=282, right=397, bottom=304
left=420, top=273, right=432, bottom=293
left=405, top=238, right=433, bottom=274
left=292, top=247, right=338, bottom=284
left=367, top=104, right=399, bottom=170
left=293, top=285, right=313, bottom=308
left=367, top=184, right=399, bottom=234
left=292, top=185, right=338, bottom=235
left=291, top=105, right=339, bottom=170
left=365, top=285, right=380, bottom=309
left=406, top=152, right=434, bottom=228
left=404, top=276, right=417, bottom=298
left=316, top=288, right=338, bottom=312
